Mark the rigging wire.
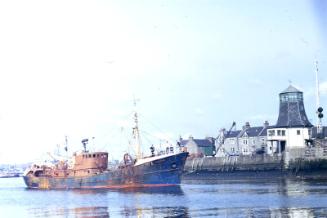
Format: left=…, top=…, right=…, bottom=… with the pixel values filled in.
left=96, top=110, right=135, bottom=150
left=138, top=113, right=176, bottom=144
left=140, top=130, right=167, bottom=144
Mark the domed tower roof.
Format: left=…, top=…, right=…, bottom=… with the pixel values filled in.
left=275, top=85, right=312, bottom=128
left=281, top=85, right=302, bottom=94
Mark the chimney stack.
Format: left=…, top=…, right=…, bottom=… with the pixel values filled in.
left=264, top=121, right=269, bottom=128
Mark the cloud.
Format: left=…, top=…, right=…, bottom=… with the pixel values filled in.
left=248, top=79, right=264, bottom=86
left=304, top=88, right=315, bottom=98
left=212, top=92, right=223, bottom=100
left=181, top=133, right=192, bottom=140
left=246, top=114, right=277, bottom=125
left=305, top=80, right=327, bottom=99
left=320, top=81, right=327, bottom=95
left=194, top=107, right=205, bottom=116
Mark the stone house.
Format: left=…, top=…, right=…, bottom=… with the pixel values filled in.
left=180, top=136, right=216, bottom=157
left=216, top=121, right=270, bottom=157
left=238, top=122, right=269, bottom=155
left=217, top=130, right=241, bottom=156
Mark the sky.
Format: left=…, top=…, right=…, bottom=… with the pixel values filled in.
left=0, top=0, right=326, bottom=164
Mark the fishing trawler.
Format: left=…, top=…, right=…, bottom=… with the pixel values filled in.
left=23, top=105, right=188, bottom=189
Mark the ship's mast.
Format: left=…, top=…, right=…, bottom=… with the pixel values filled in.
left=64, top=135, right=68, bottom=152
left=133, top=97, right=142, bottom=159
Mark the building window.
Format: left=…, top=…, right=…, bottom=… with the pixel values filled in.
left=277, top=130, right=281, bottom=136
left=297, top=130, right=301, bottom=135
left=281, top=93, right=303, bottom=102
left=268, top=130, right=275, bottom=136
left=282, top=130, right=285, bottom=136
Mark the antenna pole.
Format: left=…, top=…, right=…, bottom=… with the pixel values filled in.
left=315, top=60, right=323, bottom=134
left=315, top=60, right=320, bottom=111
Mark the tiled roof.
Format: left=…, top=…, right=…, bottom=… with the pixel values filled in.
left=241, top=127, right=264, bottom=137
left=225, top=130, right=241, bottom=138
left=179, top=138, right=214, bottom=147
left=224, top=126, right=271, bottom=138
left=193, top=139, right=214, bottom=147
left=258, top=127, right=271, bottom=136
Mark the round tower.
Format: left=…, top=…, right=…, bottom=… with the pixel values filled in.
left=276, top=85, right=312, bottom=128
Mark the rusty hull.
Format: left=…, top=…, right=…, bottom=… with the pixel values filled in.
left=23, top=152, right=188, bottom=189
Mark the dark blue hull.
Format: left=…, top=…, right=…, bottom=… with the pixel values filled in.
left=23, top=152, right=188, bottom=189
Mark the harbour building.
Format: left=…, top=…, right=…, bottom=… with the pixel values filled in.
left=267, top=85, right=313, bottom=163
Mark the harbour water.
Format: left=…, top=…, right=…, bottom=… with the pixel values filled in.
left=1, top=177, right=327, bottom=217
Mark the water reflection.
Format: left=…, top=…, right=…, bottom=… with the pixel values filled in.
left=117, top=185, right=184, bottom=195
left=2, top=177, right=327, bottom=218
left=30, top=206, right=109, bottom=218
left=28, top=206, right=327, bottom=218
left=73, top=207, right=109, bottom=218
left=70, top=185, right=184, bottom=195
left=121, top=206, right=190, bottom=217
left=29, top=186, right=184, bottom=217
left=118, top=186, right=185, bottom=217
left=191, top=207, right=327, bottom=218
